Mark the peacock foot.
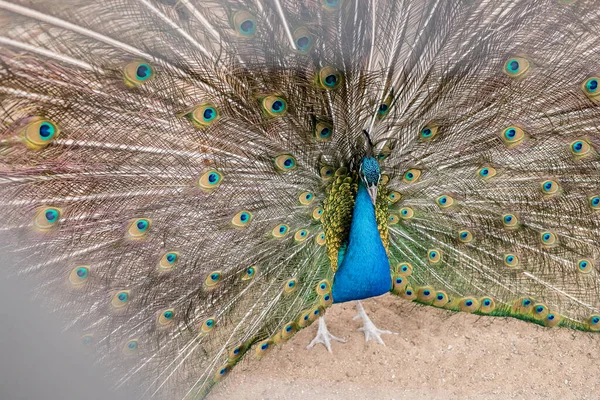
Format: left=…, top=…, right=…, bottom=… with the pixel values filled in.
left=353, top=301, right=396, bottom=345
left=306, top=316, right=346, bottom=353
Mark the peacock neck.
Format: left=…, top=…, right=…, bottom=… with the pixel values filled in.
left=331, top=181, right=392, bottom=303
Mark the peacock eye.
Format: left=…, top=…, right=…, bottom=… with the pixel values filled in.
left=436, top=194, right=454, bottom=208
left=583, top=77, right=600, bottom=98
left=318, top=66, right=342, bottom=90
left=316, top=232, right=326, bottom=245
left=22, top=118, right=60, bottom=149
left=294, top=229, right=309, bottom=242
left=320, top=166, right=334, bottom=180
left=262, top=95, right=288, bottom=117
left=232, top=10, right=256, bottom=36
left=570, top=139, right=592, bottom=158
left=293, top=27, right=312, bottom=52
left=388, top=191, right=401, bottom=203
left=242, top=266, right=258, bottom=280
left=427, top=249, right=442, bottom=264
left=274, top=154, right=297, bottom=172
left=399, top=207, right=414, bottom=219
left=189, top=103, right=219, bottom=127
left=577, top=259, right=593, bottom=274
left=501, top=125, right=525, bottom=147
left=197, top=169, right=223, bottom=192
left=299, top=191, right=315, bottom=205
left=540, top=231, right=557, bottom=246
left=315, top=122, right=333, bottom=142
left=158, top=309, right=175, bottom=326
left=124, top=61, right=154, bottom=86
left=419, top=124, right=438, bottom=140
left=377, top=95, right=393, bottom=118
left=502, top=213, right=518, bottom=229
left=590, top=195, right=600, bottom=211
left=403, top=168, right=421, bottom=183
left=458, top=229, right=473, bottom=243
left=112, top=290, right=130, bottom=308
left=504, top=253, right=519, bottom=267
left=541, top=180, right=559, bottom=195
left=123, top=339, right=139, bottom=354
left=388, top=214, right=399, bottom=224
left=272, top=224, right=289, bottom=238
left=284, top=278, right=297, bottom=293
left=503, top=57, right=530, bottom=78
left=232, top=210, right=253, bottom=228
left=33, top=207, right=62, bottom=230
left=201, top=317, right=216, bottom=332
left=480, top=297, right=495, bottom=313
left=312, top=207, right=324, bottom=220
left=127, top=218, right=151, bottom=238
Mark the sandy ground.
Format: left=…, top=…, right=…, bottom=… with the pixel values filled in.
left=209, top=294, right=600, bottom=400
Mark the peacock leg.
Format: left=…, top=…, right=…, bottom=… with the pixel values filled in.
left=306, top=316, right=346, bottom=353
left=353, top=301, right=396, bottom=345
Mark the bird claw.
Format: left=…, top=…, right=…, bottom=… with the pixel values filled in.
left=354, top=301, right=397, bottom=345
left=306, top=316, right=345, bottom=353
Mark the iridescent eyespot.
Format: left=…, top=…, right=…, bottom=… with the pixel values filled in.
left=229, top=344, right=245, bottom=361
left=315, top=232, right=326, bottom=246
left=396, top=262, right=413, bottom=277
left=399, top=207, right=414, bottom=220
left=322, top=0, right=342, bottom=10
left=316, top=280, right=330, bottom=295
left=532, top=304, right=548, bottom=320
left=587, top=315, right=600, bottom=331
left=188, top=103, right=219, bottom=128
left=293, top=27, right=312, bottom=52
left=501, top=125, right=525, bottom=147
left=22, top=118, right=60, bottom=149
left=502, top=213, right=518, bottom=229
left=320, top=166, right=334, bottom=180
left=232, top=10, right=256, bottom=36
left=123, top=339, right=138, bottom=355
left=214, top=365, right=230, bottom=381
left=388, top=214, right=399, bottom=225
left=402, top=286, right=416, bottom=300
left=582, top=77, right=600, bottom=98
left=312, top=207, right=324, bottom=221
left=205, top=271, right=222, bottom=288
left=111, top=290, right=130, bottom=308
left=379, top=174, right=389, bottom=185
left=403, top=168, right=421, bottom=183
left=69, top=266, right=90, bottom=286
left=294, top=229, right=309, bottom=242
left=539, top=231, right=557, bottom=247
left=417, top=286, right=436, bottom=303
left=458, top=229, right=473, bottom=243
left=255, top=339, right=271, bottom=357
left=309, top=305, right=324, bottom=321
left=544, top=311, right=561, bottom=327
left=377, top=95, right=393, bottom=118
left=127, top=218, right=151, bottom=239
left=570, top=139, right=592, bottom=158
left=419, top=124, right=438, bottom=141
left=201, top=317, right=216, bottom=333
left=315, top=121, right=333, bottom=142
left=577, top=258, right=593, bottom=274
left=242, top=265, right=258, bottom=280
left=81, top=334, right=93, bottom=346
left=158, top=252, right=179, bottom=272
left=436, top=194, right=454, bottom=209
left=232, top=210, right=253, bottom=228
left=503, top=57, right=530, bottom=78
left=262, top=95, right=287, bottom=117
left=299, top=191, right=314, bottom=205
left=318, top=66, right=342, bottom=90
left=427, top=249, right=442, bottom=264
left=392, top=275, right=408, bottom=293
left=158, top=309, right=175, bottom=326
left=479, top=297, right=495, bottom=313
left=433, top=291, right=448, bottom=307
left=272, top=224, right=289, bottom=238
left=124, top=61, right=154, bottom=87
left=459, top=297, right=480, bottom=313
left=33, top=207, right=62, bottom=231
left=274, top=154, right=297, bottom=172
left=388, top=191, right=401, bottom=204
left=283, top=278, right=298, bottom=293
left=504, top=253, right=519, bottom=268
left=541, top=180, right=559, bottom=195
left=197, top=169, right=223, bottom=192
left=589, top=195, right=600, bottom=211
left=281, top=322, right=297, bottom=340
left=477, top=165, right=497, bottom=181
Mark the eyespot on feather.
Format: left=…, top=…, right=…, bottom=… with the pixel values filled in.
left=417, top=286, right=436, bottom=303
left=544, top=312, right=561, bottom=327
left=427, top=249, right=442, bottom=264
left=477, top=165, right=497, bottom=181
left=214, top=365, right=231, bottom=382
left=297, top=309, right=312, bottom=328
left=502, top=213, right=519, bottom=230
left=433, top=291, right=449, bottom=307
left=392, top=275, right=408, bottom=293
left=111, top=290, right=131, bottom=308
left=294, top=229, right=309, bottom=242
left=479, top=297, right=496, bottom=314
left=123, top=339, right=139, bottom=355
left=255, top=339, right=272, bottom=358
left=503, top=253, right=519, bottom=268
left=459, top=297, right=480, bottom=313
left=309, top=305, right=324, bottom=321
left=262, top=95, right=287, bottom=117
left=577, top=258, right=594, bottom=274
left=532, top=304, right=548, bottom=320
left=299, top=191, right=315, bottom=205
left=403, top=168, right=421, bottom=183
left=388, top=214, right=399, bottom=225
left=281, top=322, right=297, bottom=340
left=322, top=0, right=343, bottom=10
left=399, top=207, right=414, bottom=220
left=197, top=169, right=223, bottom=192
left=231, top=10, right=257, bottom=36
left=401, top=286, right=417, bottom=301
left=582, top=76, right=600, bottom=99
left=377, top=95, right=393, bottom=118
left=316, top=280, right=330, bottom=295
left=317, top=66, right=342, bottom=89
left=200, top=317, right=216, bottom=333
left=458, top=229, right=474, bottom=243
left=589, top=195, right=600, bottom=212
left=205, top=271, right=222, bottom=288
left=539, top=231, right=558, bottom=247
left=540, top=180, right=559, bottom=196
left=500, top=125, right=525, bottom=148
left=396, top=262, right=413, bottom=277
left=512, top=297, right=534, bottom=314
left=388, top=191, right=401, bottom=204
left=158, top=252, right=179, bottom=272
left=274, top=154, right=297, bottom=172
left=320, top=166, right=335, bottom=180
left=319, top=292, right=333, bottom=307
left=232, top=210, right=253, bottom=228
left=380, top=174, right=390, bottom=185
left=283, top=278, right=298, bottom=293
left=312, top=207, right=324, bottom=220
left=124, top=61, right=154, bottom=87
left=419, top=124, right=439, bottom=141
left=33, top=207, right=62, bottom=231
left=315, top=232, right=326, bottom=246
left=293, top=26, right=313, bottom=52
left=127, top=218, right=151, bottom=239
left=587, top=315, right=600, bottom=331
left=188, top=103, right=219, bottom=128
left=503, top=57, right=530, bottom=78
left=157, top=309, right=175, bottom=326
left=570, top=139, right=592, bottom=158
left=436, top=194, right=454, bottom=209
left=22, top=118, right=60, bottom=149
left=272, top=224, right=289, bottom=238
left=242, top=265, right=258, bottom=280
left=69, top=266, right=90, bottom=286
left=228, top=344, right=246, bottom=362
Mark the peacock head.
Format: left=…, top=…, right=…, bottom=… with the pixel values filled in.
left=359, top=156, right=381, bottom=206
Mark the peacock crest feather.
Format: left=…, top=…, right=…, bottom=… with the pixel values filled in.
left=1, top=0, right=600, bottom=398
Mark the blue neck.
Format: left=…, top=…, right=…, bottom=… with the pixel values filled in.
left=331, top=182, right=391, bottom=303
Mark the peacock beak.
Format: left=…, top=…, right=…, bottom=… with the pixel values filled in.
left=367, top=184, right=378, bottom=206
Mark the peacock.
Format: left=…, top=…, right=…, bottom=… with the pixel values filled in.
left=1, top=0, right=600, bottom=398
